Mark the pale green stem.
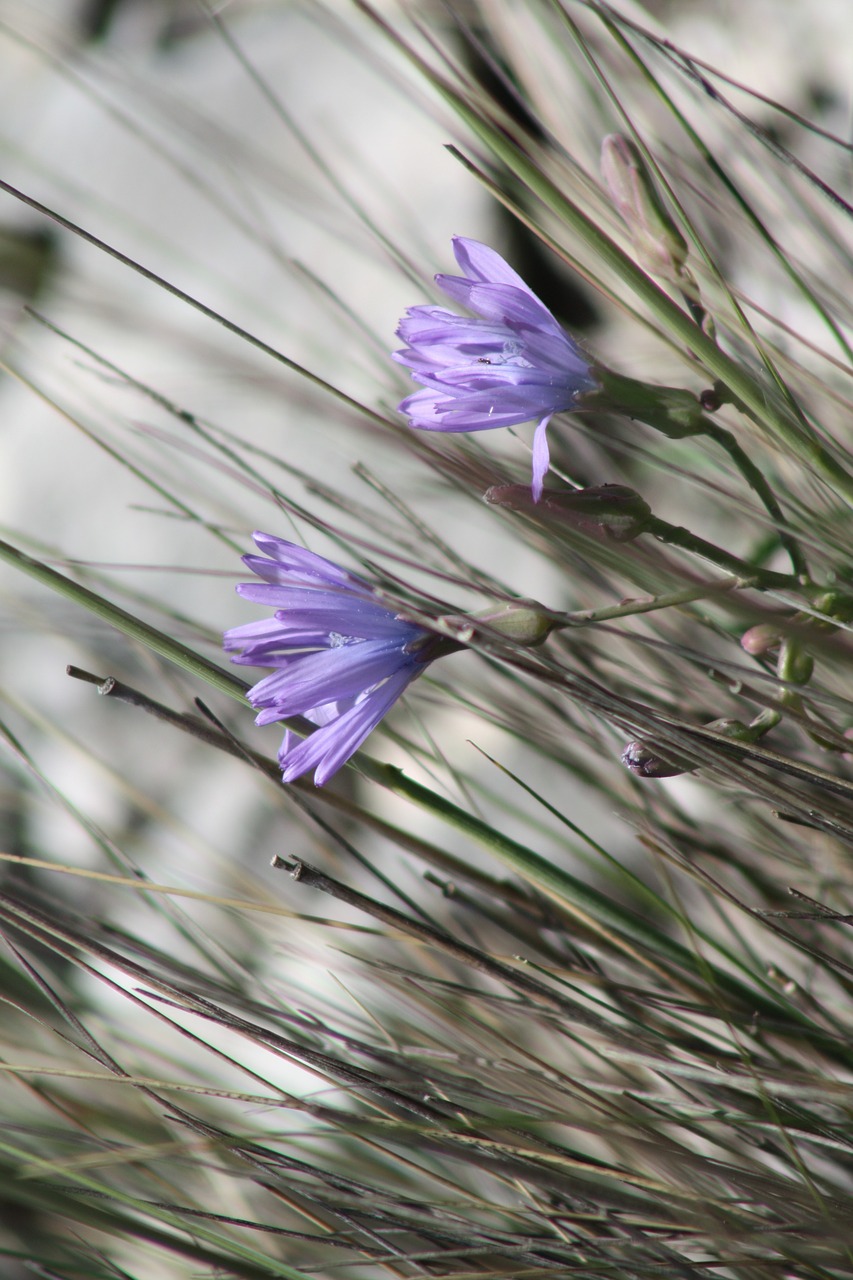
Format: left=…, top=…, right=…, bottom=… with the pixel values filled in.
left=703, top=421, right=809, bottom=578
left=553, top=575, right=751, bottom=626
left=643, top=518, right=802, bottom=590
left=591, top=371, right=809, bottom=578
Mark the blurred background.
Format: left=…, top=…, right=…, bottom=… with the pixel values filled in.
left=2, top=2, right=853, bottom=1276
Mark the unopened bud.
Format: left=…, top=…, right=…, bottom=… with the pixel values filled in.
left=741, top=623, right=782, bottom=657
left=601, top=134, right=688, bottom=281
left=621, top=740, right=692, bottom=778
left=473, top=600, right=555, bottom=647
left=485, top=482, right=652, bottom=542
left=623, top=717, right=755, bottom=779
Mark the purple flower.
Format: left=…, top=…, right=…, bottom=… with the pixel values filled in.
left=224, top=533, right=441, bottom=785
left=394, top=236, right=599, bottom=500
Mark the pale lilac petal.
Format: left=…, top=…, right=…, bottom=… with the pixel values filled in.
left=451, top=237, right=536, bottom=294
left=223, top=616, right=291, bottom=651
left=438, top=280, right=556, bottom=334
left=277, top=728, right=300, bottom=761
left=531, top=415, right=553, bottom=503
left=280, top=668, right=417, bottom=785
left=247, top=641, right=413, bottom=716
left=234, top=583, right=413, bottom=643
left=239, top=556, right=356, bottom=591
left=250, top=532, right=354, bottom=585
left=399, top=387, right=537, bottom=432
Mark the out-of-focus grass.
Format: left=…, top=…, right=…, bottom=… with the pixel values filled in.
left=1, top=2, right=853, bottom=1276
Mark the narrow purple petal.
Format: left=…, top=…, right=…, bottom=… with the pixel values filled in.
left=438, top=279, right=557, bottom=334
left=531, top=415, right=553, bottom=503
left=234, top=584, right=413, bottom=642
left=247, top=641, right=415, bottom=716
left=240, top=553, right=357, bottom=590
left=280, top=667, right=418, bottom=785
left=223, top=616, right=291, bottom=651
left=249, top=532, right=355, bottom=586
left=451, top=237, right=536, bottom=294
left=399, top=387, right=534, bottom=432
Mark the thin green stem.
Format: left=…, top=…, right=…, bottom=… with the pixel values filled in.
left=705, top=421, right=809, bottom=578
left=2, top=538, right=844, bottom=1043
left=356, top=756, right=834, bottom=1036
left=552, top=575, right=750, bottom=626
left=643, top=517, right=801, bottom=590
left=586, top=368, right=808, bottom=576
left=0, top=177, right=387, bottom=428
left=588, top=372, right=808, bottom=577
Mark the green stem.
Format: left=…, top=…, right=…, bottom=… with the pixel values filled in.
left=553, top=575, right=750, bottom=627
left=704, top=421, right=809, bottom=579
left=355, top=756, right=829, bottom=1034
left=589, top=373, right=809, bottom=579
left=0, top=538, right=836, bottom=1039
left=643, top=518, right=802, bottom=590
left=588, top=368, right=707, bottom=438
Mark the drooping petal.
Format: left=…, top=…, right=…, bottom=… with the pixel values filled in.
left=531, top=415, right=553, bottom=504
left=280, top=667, right=417, bottom=785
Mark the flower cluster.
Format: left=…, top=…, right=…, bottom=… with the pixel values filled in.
left=224, top=533, right=441, bottom=785
left=394, top=236, right=599, bottom=500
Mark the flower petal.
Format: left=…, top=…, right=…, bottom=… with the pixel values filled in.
left=225, top=533, right=446, bottom=786
left=451, top=237, right=537, bottom=295
left=531, top=415, right=553, bottom=503
left=280, top=666, right=417, bottom=784
left=438, top=279, right=557, bottom=334
left=250, top=532, right=356, bottom=586
left=247, top=641, right=416, bottom=717
left=394, top=238, right=599, bottom=496
left=233, top=584, right=414, bottom=642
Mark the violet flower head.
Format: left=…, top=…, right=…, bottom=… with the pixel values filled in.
left=224, top=533, right=440, bottom=786
left=394, top=236, right=600, bottom=500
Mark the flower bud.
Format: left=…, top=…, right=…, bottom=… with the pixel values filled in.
left=621, top=740, right=692, bottom=778
left=485, top=483, right=652, bottom=542
left=472, top=600, right=555, bottom=647
left=601, top=134, right=688, bottom=281
left=622, top=718, right=755, bottom=779
left=740, top=623, right=782, bottom=656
